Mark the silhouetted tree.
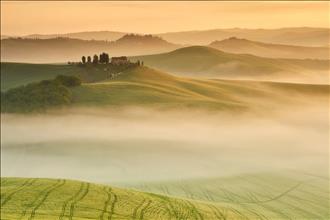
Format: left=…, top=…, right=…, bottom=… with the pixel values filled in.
left=99, top=53, right=104, bottom=63
left=105, top=53, right=110, bottom=64
left=99, top=52, right=110, bottom=64
left=92, top=54, right=99, bottom=64
left=82, top=56, right=86, bottom=64
left=87, top=56, right=92, bottom=63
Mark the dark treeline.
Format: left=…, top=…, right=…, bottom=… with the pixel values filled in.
left=81, top=52, right=110, bottom=64
left=1, top=75, right=81, bottom=113
left=69, top=52, right=143, bottom=67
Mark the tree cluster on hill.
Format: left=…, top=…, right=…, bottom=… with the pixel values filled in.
left=81, top=52, right=110, bottom=65
left=1, top=75, right=81, bottom=113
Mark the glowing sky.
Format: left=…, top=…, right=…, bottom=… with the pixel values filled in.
left=1, top=1, right=329, bottom=35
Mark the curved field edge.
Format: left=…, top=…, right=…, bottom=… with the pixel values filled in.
left=1, top=177, right=251, bottom=220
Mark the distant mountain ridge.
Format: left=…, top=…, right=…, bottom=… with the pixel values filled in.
left=1, top=34, right=180, bottom=63
left=209, top=37, right=329, bottom=59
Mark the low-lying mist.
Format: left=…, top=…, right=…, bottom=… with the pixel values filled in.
left=1, top=107, right=329, bottom=184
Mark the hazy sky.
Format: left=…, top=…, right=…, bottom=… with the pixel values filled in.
left=1, top=1, right=329, bottom=35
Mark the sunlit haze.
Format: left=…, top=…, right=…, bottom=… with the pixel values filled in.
left=1, top=1, right=329, bottom=35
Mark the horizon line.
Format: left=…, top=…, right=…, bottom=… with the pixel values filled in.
left=1, top=26, right=328, bottom=37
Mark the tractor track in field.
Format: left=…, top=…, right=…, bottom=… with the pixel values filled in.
left=99, top=186, right=117, bottom=220
left=20, top=179, right=63, bottom=219
left=244, top=192, right=291, bottom=220
left=59, top=182, right=90, bottom=220
left=237, top=181, right=304, bottom=204
left=132, top=199, right=146, bottom=219
left=28, top=179, right=66, bottom=220
left=208, top=204, right=227, bottom=220
left=139, top=200, right=152, bottom=220
left=132, top=198, right=152, bottom=220
left=100, top=187, right=112, bottom=220
left=158, top=195, right=180, bottom=220
left=1, top=179, right=37, bottom=207
left=108, top=190, right=117, bottom=220
left=185, top=200, right=204, bottom=220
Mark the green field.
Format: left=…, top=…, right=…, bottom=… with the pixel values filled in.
left=1, top=171, right=329, bottom=220
left=0, top=63, right=131, bottom=91
left=1, top=63, right=329, bottom=112
left=70, top=66, right=329, bottom=111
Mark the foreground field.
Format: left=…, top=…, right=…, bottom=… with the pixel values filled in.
left=128, top=172, right=330, bottom=219
left=0, top=177, right=250, bottom=220
left=1, top=171, right=329, bottom=220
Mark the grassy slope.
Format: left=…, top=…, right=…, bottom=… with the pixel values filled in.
left=1, top=172, right=329, bottom=220
left=132, top=46, right=329, bottom=78
left=71, top=66, right=329, bottom=111
left=0, top=177, right=246, bottom=220
left=0, top=63, right=130, bottom=91
left=1, top=63, right=78, bottom=91
left=128, top=172, right=330, bottom=220
left=1, top=63, right=329, bottom=111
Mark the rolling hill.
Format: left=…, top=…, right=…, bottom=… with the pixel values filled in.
left=23, top=30, right=127, bottom=41
left=1, top=171, right=329, bottom=219
left=128, top=171, right=330, bottom=220
left=0, top=34, right=180, bottom=63
left=158, top=27, right=330, bottom=47
left=1, top=63, right=329, bottom=112
left=209, top=37, right=330, bottom=59
left=132, top=46, right=330, bottom=83
left=8, top=27, right=329, bottom=47
left=0, top=177, right=237, bottom=220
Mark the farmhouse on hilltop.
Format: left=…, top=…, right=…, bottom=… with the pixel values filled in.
left=111, top=56, right=129, bottom=65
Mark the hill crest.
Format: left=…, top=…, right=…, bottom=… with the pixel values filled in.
left=209, top=37, right=329, bottom=59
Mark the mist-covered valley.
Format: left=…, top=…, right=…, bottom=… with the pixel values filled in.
left=1, top=105, right=328, bottom=184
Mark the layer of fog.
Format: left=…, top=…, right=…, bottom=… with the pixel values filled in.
left=1, top=107, right=329, bottom=184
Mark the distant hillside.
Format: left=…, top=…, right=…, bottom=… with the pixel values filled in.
left=158, top=27, right=330, bottom=47
left=23, top=31, right=127, bottom=41
left=2, top=63, right=329, bottom=112
left=0, top=34, right=180, bottom=63
left=132, top=46, right=330, bottom=84
left=209, top=37, right=330, bottom=59
left=5, top=27, right=329, bottom=47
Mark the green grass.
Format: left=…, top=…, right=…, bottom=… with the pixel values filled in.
left=1, top=63, right=329, bottom=112
left=1, top=172, right=329, bottom=219
left=71, top=66, right=329, bottom=111
left=0, top=62, right=132, bottom=91
left=123, top=171, right=330, bottom=220
left=1, top=177, right=245, bottom=220
left=1, top=63, right=78, bottom=91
